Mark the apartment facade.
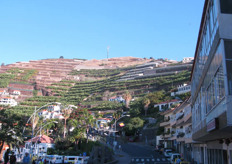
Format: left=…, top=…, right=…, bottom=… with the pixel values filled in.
left=191, top=0, right=232, bottom=164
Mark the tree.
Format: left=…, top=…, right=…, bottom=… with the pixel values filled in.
left=62, top=106, right=73, bottom=138
left=124, top=117, right=144, bottom=136
left=123, top=91, right=132, bottom=108
left=146, top=90, right=166, bottom=105
left=143, top=98, right=150, bottom=116
left=0, top=109, right=24, bottom=153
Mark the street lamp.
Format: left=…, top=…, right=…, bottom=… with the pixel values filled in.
left=22, top=102, right=61, bottom=157
left=22, top=102, right=61, bottom=136
left=114, top=114, right=130, bottom=131
left=113, top=115, right=130, bottom=141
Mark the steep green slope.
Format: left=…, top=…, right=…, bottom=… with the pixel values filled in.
left=8, top=65, right=191, bottom=112
left=65, top=70, right=190, bottom=105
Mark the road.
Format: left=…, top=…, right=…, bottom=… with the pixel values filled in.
left=106, top=136, right=170, bottom=164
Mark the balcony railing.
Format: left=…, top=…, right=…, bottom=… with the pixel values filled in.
left=160, top=121, right=170, bottom=127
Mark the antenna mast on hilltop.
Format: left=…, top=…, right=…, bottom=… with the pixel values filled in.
left=107, top=46, right=110, bottom=59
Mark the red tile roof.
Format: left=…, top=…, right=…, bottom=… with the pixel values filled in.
left=26, top=135, right=54, bottom=144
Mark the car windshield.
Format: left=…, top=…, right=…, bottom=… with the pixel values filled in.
left=174, top=155, right=181, bottom=159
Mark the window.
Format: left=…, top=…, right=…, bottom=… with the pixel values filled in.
left=220, top=0, right=232, bottom=13
left=224, top=41, right=232, bottom=95
left=206, top=65, right=225, bottom=113
left=226, top=61, right=232, bottom=94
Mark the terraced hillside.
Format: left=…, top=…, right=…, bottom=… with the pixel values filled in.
left=65, top=70, right=191, bottom=105
left=1, top=58, right=192, bottom=114
left=0, top=57, right=154, bottom=88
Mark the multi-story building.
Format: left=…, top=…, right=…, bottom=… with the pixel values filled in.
left=191, top=0, right=232, bottom=163
left=159, top=107, right=176, bottom=148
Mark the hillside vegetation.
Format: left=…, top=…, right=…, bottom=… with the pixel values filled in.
left=1, top=62, right=191, bottom=117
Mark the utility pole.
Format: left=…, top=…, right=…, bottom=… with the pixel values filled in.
left=107, top=46, right=110, bottom=59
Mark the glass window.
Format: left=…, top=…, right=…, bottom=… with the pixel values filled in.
left=220, top=0, right=232, bottom=14
left=226, top=61, right=232, bottom=95
left=224, top=41, right=232, bottom=59
left=225, top=41, right=232, bottom=95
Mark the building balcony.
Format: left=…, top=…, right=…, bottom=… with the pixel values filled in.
left=170, top=120, right=176, bottom=127
left=160, top=121, right=170, bottom=127
left=184, top=112, right=191, bottom=123
left=170, top=133, right=177, bottom=140
left=164, top=134, right=172, bottom=138
left=176, top=132, right=185, bottom=142
left=177, top=137, right=185, bottom=142
left=185, top=132, right=193, bottom=143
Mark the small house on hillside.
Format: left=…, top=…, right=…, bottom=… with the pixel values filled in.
left=154, top=99, right=182, bottom=112
left=0, top=97, right=17, bottom=106
left=0, top=89, right=9, bottom=96
left=108, top=96, right=125, bottom=103
left=12, top=90, right=21, bottom=95
left=171, top=83, right=191, bottom=96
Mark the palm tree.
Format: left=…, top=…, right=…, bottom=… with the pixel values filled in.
left=123, top=91, right=132, bottom=108
left=62, top=106, right=73, bottom=138
left=143, top=98, right=150, bottom=116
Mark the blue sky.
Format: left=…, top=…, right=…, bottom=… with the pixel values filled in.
left=0, top=1, right=204, bottom=65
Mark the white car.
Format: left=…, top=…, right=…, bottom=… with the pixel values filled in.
left=164, top=149, right=173, bottom=158
left=75, top=156, right=89, bottom=164
left=169, top=153, right=181, bottom=163
left=46, top=155, right=63, bottom=164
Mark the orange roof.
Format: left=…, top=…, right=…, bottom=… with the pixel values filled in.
left=26, top=135, right=54, bottom=144
left=2, top=97, right=11, bottom=99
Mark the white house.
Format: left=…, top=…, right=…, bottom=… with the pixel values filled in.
left=12, top=90, right=21, bottom=95
left=39, top=105, right=65, bottom=120
left=182, top=57, right=194, bottom=63
left=23, top=135, right=55, bottom=158
left=108, top=96, right=125, bottom=103
left=154, top=99, right=182, bottom=112
left=0, top=90, right=9, bottom=96
left=0, top=97, right=17, bottom=106
left=48, top=105, right=60, bottom=112
left=171, top=83, right=191, bottom=96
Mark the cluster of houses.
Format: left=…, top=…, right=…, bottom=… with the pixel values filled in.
left=38, top=105, right=64, bottom=120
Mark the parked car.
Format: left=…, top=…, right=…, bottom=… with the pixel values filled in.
left=75, top=156, right=89, bottom=164
left=64, top=156, right=79, bottom=164
left=46, top=155, right=63, bottom=164
left=160, top=148, right=174, bottom=155
left=164, top=149, right=173, bottom=158
left=169, top=153, right=181, bottom=163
